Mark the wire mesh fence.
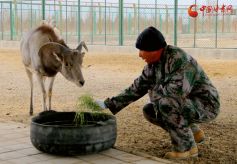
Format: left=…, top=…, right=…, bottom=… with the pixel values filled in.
left=0, top=0, right=236, bottom=48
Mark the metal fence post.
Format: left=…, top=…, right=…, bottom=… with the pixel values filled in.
left=99, top=2, right=102, bottom=34
left=194, top=0, right=197, bottom=48
left=14, top=0, right=18, bottom=36
left=165, top=5, right=168, bottom=34
left=78, top=0, right=81, bottom=43
left=42, top=0, right=45, bottom=20
left=59, top=0, right=62, bottom=35
left=174, top=0, right=178, bottom=46
left=215, top=0, right=218, bottom=48
left=10, top=2, right=14, bottom=40
left=20, top=1, right=22, bottom=36
left=155, top=0, right=157, bottom=27
left=112, top=4, right=114, bottom=36
left=66, top=0, right=68, bottom=42
left=93, top=9, right=96, bottom=41
left=1, top=2, right=3, bottom=40
left=128, top=12, right=131, bottom=34
left=159, top=11, right=162, bottom=30
left=105, top=0, right=107, bottom=44
left=119, top=0, right=123, bottom=45
left=137, top=0, right=140, bottom=33
left=30, top=0, right=33, bottom=28
left=91, top=0, right=94, bottom=44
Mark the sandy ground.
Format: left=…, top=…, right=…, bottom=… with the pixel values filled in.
left=0, top=49, right=236, bottom=164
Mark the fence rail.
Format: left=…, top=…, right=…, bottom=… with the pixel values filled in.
left=1, top=0, right=237, bottom=48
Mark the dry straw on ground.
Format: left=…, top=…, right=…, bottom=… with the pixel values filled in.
left=0, top=49, right=236, bottom=164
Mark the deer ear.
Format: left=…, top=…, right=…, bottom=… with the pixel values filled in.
left=38, top=42, right=69, bottom=63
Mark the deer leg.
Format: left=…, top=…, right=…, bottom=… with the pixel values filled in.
left=25, top=68, right=33, bottom=115
left=36, top=73, right=47, bottom=112
left=48, top=76, right=55, bottom=111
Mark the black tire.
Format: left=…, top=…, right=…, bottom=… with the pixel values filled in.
left=30, top=111, right=117, bottom=155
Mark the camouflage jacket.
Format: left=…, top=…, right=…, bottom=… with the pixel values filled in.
left=104, top=45, right=220, bottom=115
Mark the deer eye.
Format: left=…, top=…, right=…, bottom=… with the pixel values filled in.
left=65, top=63, right=69, bottom=67
left=73, top=51, right=78, bottom=56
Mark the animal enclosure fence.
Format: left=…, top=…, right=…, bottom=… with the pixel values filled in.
left=1, top=0, right=237, bottom=48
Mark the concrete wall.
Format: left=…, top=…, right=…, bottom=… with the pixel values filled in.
left=1, top=41, right=237, bottom=60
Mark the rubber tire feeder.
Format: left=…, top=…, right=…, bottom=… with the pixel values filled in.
left=30, top=111, right=117, bottom=155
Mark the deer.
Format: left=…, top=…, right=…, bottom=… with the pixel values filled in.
left=20, top=24, right=88, bottom=115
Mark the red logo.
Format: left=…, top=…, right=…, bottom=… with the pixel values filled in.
left=188, top=5, right=198, bottom=18
left=188, top=4, right=234, bottom=17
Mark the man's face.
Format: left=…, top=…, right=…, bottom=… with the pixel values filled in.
left=139, top=49, right=163, bottom=64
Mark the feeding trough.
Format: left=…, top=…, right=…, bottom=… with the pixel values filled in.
left=30, top=110, right=117, bottom=155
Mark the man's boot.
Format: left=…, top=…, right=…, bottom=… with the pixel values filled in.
left=194, top=129, right=205, bottom=143
left=164, top=146, right=198, bottom=160
left=190, top=124, right=205, bottom=143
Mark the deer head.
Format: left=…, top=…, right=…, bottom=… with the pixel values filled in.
left=38, top=41, right=88, bottom=87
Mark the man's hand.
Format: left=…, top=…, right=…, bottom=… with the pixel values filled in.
left=95, top=100, right=107, bottom=110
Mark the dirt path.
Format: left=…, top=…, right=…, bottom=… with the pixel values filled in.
left=0, top=49, right=236, bottom=163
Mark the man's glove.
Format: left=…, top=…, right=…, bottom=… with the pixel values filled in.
left=95, top=100, right=107, bottom=110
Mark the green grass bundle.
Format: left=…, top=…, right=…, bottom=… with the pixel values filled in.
left=76, top=94, right=103, bottom=112
left=74, top=94, right=104, bottom=126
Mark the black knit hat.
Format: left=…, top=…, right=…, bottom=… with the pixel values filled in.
left=136, top=26, right=167, bottom=51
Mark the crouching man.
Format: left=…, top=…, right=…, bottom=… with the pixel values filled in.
left=96, top=26, right=220, bottom=160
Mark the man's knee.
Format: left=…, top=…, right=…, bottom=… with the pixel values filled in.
left=143, top=103, right=156, bottom=118
left=143, top=103, right=161, bottom=126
